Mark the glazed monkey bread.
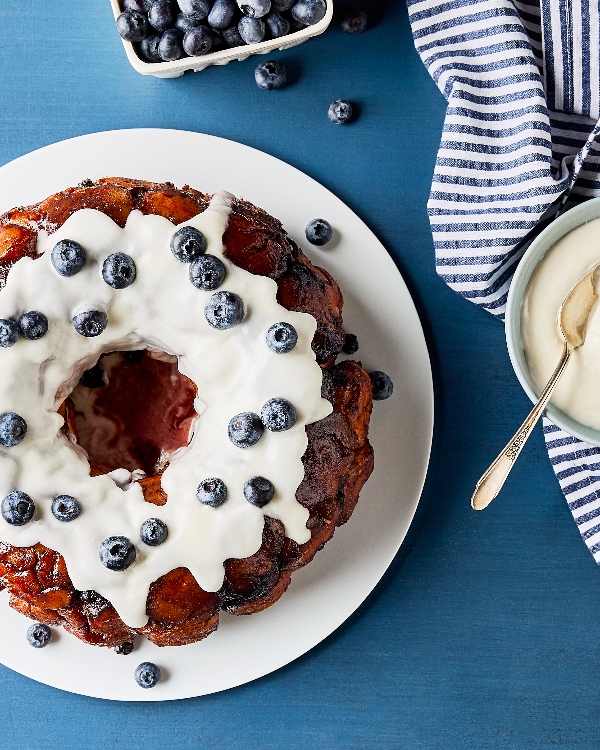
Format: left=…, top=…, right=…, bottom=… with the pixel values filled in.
left=0, top=178, right=374, bottom=648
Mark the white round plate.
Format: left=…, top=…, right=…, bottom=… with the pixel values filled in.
left=0, top=129, right=433, bottom=701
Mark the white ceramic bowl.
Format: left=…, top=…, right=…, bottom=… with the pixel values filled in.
left=506, top=198, right=600, bottom=446
left=109, top=0, right=333, bottom=78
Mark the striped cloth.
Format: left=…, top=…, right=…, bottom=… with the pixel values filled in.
left=407, top=0, right=600, bottom=563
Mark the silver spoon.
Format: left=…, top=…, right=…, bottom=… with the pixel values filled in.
left=471, top=262, right=600, bottom=511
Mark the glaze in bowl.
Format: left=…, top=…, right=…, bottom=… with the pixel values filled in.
left=506, top=197, right=600, bottom=447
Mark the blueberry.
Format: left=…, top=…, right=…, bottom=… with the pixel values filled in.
left=51, top=239, right=86, bottom=277
left=183, top=25, right=213, bottom=55
left=305, top=218, right=333, bottom=246
left=102, top=252, right=137, bottom=289
left=210, top=28, right=226, bottom=50
left=369, top=370, right=394, bottom=400
left=134, top=661, right=161, bottom=688
left=265, top=11, right=290, bottom=37
left=158, top=28, right=185, bottom=60
left=114, top=641, right=134, bottom=655
left=261, top=397, right=297, bottom=431
left=26, top=623, right=52, bottom=648
left=148, top=0, right=175, bottom=31
left=99, top=536, right=136, bottom=571
left=177, top=0, right=210, bottom=21
left=116, top=10, right=150, bottom=42
left=244, top=476, right=274, bottom=507
left=0, top=319, right=19, bottom=348
left=1, top=491, right=35, bottom=526
left=328, top=99, right=353, bottom=124
left=0, top=412, right=27, bottom=447
left=342, top=333, right=359, bottom=354
left=271, top=0, right=293, bottom=10
left=208, top=0, right=236, bottom=29
left=205, top=291, right=244, bottom=329
left=80, top=364, right=106, bottom=388
left=189, top=254, right=226, bottom=290
left=19, top=311, right=48, bottom=340
left=266, top=322, right=297, bottom=353
left=51, top=495, right=81, bottom=522
left=175, top=12, right=197, bottom=31
left=238, top=0, right=271, bottom=18
left=137, top=33, right=163, bottom=61
left=288, top=17, right=308, bottom=32
left=222, top=24, right=246, bottom=46
left=228, top=412, right=264, bottom=447
left=140, top=518, right=168, bottom=546
left=124, top=349, right=146, bottom=363
left=196, top=477, right=227, bottom=506
left=255, top=60, right=287, bottom=89
left=291, top=0, right=326, bottom=25
left=73, top=310, right=108, bottom=338
left=170, top=226, right=207, bottom=262
left=123, top=0, right=153, bottom=11
left=342, top=8, right=367, bottom=34
left=238, top=16, right=265, bottom=43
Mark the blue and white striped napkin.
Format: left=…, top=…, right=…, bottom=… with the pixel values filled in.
left=407, top=0, right=600, bottom=561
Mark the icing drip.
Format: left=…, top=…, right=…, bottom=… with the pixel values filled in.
left=0, top=192, right=332, bottom=628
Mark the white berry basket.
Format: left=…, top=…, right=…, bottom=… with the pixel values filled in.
left=109, top=0, right=333, bottom=78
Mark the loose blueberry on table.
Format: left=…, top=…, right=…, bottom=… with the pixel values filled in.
left=305, top=218, right=333, bottom=246
left=255, top=59, right=287, bottom=89
left=341, top=8, right=367, bottom=34
left=328, top=99, right=353, bottom=124
left=26, top=623, right=52, bottom=649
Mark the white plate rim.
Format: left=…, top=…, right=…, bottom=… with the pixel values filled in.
left=0, top=129, right=433, bottom=701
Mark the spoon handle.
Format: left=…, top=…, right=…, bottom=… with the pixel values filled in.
left=471, top=343, right=571, bottom=510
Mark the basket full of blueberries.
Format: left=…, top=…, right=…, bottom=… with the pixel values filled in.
left=114, top=0, right=331, bottom=71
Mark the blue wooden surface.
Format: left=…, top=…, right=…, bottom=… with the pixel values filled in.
left=1, top=2, right=598, bottom=748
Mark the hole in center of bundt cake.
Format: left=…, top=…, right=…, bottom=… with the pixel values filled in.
left=62, top=350, right=198, bottom=478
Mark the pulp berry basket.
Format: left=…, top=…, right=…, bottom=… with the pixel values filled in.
left=109, top=0, right=333, bottom=78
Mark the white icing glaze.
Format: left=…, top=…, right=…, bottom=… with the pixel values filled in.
left=521, top=216, right=600, bottom=429
left=0, top=192, right=332, bottom=628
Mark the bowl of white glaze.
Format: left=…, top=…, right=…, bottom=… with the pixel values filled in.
left=109, top=0, right=333, bottom=78
left=506, top=197, right=600, bottom=446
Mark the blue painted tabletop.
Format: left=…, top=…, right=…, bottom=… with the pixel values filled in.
left=1, top=1, right=598, bottom=748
